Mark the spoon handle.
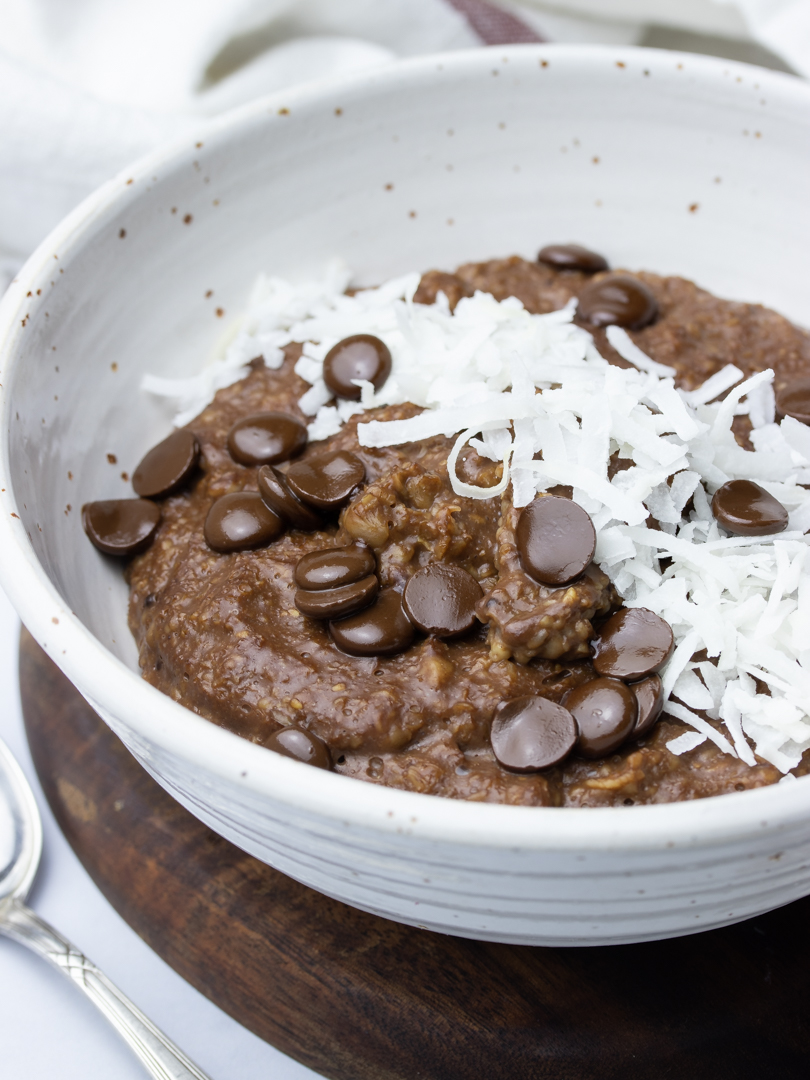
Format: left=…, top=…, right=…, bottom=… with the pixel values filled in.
left=1, top=898, right=213, bottom=1080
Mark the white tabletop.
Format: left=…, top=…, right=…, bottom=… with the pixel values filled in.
left=0, top=584, right=318, bottom=1080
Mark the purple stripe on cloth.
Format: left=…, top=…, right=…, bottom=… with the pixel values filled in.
left=445, top=0, right=545, bottom=45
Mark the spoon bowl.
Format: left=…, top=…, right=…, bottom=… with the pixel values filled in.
left=0, top=735, right=41, bottom=908
left=0, top=734, right=211, bottom=1080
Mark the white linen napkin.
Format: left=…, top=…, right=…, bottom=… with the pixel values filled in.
left=0, top=0, right=807, bottom=294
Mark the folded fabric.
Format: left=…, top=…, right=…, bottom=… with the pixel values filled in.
left=0, top=0, right=806, bottom=294
left=0, top=0, right=479, bottom=288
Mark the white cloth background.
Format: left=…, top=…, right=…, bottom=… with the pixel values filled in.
left=0, top=2, right=808, bottom=1078
left=1, top=0, right=809, bottom=292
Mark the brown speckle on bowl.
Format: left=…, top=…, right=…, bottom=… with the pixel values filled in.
left=183, top=214, right=193, bottom=225
left=119, top=229, right=126, bottom=239
left=107, top=453, right=117, bottom=464
left=278, top=107, right=289, bottom=116
left=384, top=183, right=393, bottom=191
left=126, top=178, right=133, bottom=185
left=52, top=617, right=59, bottom=624
left=335, top=107, right=343, bottom=116
left=171, top=207, right=177, bottom=214
left=215, top=307, right=225, bottom=318
left=540, top=59, right=548, bottom=67
left=111, top=362, right=118, bottom=372
left=67, top=471, right=72, bottom=480
left=205, top=289, right=213, bottom=298
left=616, top=61, right=626, bottom=69
left=689, top=203, right=699, bottom=213
left=121, top=472, right=129, bottom=482
left=592, top=156, right=600, bottom=164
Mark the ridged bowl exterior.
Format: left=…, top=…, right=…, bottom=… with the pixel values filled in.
left=1, top=46, right=810, bottom=945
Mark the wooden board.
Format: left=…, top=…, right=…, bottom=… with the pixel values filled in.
left=20, top=627, right=810, bottom=1080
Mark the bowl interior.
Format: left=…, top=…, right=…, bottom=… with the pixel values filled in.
left=2, top=44, right=810, bottom=677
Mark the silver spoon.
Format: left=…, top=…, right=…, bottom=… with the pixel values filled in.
left=0, top=734, right=213, bottom=1080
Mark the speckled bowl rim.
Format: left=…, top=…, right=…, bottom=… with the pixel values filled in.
left=2, top=44, right=810, bottom=854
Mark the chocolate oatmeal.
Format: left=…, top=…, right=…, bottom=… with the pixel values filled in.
left=96, top=251, right=810, bottom=806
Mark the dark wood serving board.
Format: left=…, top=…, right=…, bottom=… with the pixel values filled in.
left=20, top=628, right=810, bottom=1080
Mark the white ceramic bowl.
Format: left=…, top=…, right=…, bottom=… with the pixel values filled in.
left=2, top=45, right=810, bottom=947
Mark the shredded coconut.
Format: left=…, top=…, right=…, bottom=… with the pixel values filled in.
left=142, top=262, right=810, bottom=774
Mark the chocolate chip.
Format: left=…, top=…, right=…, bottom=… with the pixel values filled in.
left=257, top=465, right=322, bottom=529
left=286, top=450, right=365, bottom=511
left=516, top=495, right=596, bottom=586
left=403, top=564, right=482, bottom=637
left=323, top=334, right=392, bottom=400
left=296, top=575, right=378, bottom=619
left=227, top=412, right=307, bottom=467
left=204, top=491, right=284, bottom=552
left=264, top=726, right=332, bottom=770
left=294, top=542, right=375, bottom=589
left=132, top=429, right=200, bottom=498
left=490, top=697, right=578, bottom=772
left=83, top=498, right=161, bottom=556
left=565, top=677, right=638, bottom=758
left=592, top=608, right=674, bottom=681
left=537, top=244, right=609, bottom=273
left=629, top=673, right=665, bottom=737
left=775, top=378, right=810, bottom=425
left=329, top=588, right=415, bottom=656
left=711, top=479, right=788, bottom=537
left=577, top=273, right=658, bottom=329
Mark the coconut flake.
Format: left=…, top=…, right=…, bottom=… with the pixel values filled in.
left=605, top=325, right=677, bottom=377
left=666, top=731, right=708, bottom=755
left=664, top=701, right=737, bottom=757
left=680, top=364, right=744, bottom=407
